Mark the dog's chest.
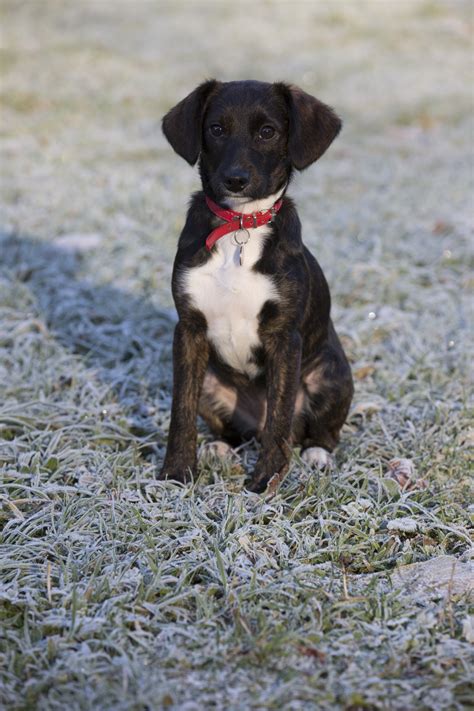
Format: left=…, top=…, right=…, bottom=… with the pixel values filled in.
left=182, top=227, right=277, bottom=377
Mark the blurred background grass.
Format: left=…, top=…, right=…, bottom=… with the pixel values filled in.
left=1, top=1, right=472, bottom=304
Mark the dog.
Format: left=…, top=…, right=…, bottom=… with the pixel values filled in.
left=159, top=80, right=353, bottom=493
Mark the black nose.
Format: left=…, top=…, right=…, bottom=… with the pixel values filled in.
left=223, top=170, right=250, bottom=193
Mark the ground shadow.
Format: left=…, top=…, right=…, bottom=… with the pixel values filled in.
left=0, top=231, right=176, bottom=439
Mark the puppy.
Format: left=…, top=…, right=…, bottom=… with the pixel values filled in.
left=159, top=80, right=353, bottom=493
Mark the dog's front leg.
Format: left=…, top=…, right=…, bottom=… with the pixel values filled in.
left=247, top=331, right=302, bottom=493
left=159, top=319, right=209, bottom=483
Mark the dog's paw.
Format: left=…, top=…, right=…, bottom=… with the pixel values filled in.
left=199, top=440, right=237, bottom=460
left=300, top=446, right=334, bottom=469
left=157, top=463, right=195, bottom=483
left=245, top=454, right=290, bottom=495
left=244, top=475, right=269, bottom=494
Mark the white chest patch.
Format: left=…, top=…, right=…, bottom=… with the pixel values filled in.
left=182, top=221, right=278, bottom=378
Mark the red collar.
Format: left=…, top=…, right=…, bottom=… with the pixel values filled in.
left=205, top=195, right=283, bottom=251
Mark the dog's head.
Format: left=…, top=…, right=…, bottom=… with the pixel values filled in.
left=162, top=80, right=341, bottom=203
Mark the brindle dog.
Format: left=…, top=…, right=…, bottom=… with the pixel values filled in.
left=159, top=80, right=353, bottom=493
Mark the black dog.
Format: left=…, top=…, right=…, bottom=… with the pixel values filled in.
left=159, top=80, right=353, bottom=493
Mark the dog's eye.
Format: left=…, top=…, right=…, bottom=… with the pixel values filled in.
left=259, top=125, right=276, bottom=140
left=209, top=124, right=224, bottom=138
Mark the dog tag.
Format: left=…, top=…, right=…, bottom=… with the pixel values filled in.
left=233, top=229, right=250, bottom=267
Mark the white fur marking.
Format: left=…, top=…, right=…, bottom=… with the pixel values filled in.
left=301, top=446, right=333, bottom=468
left=200, top=440, right=236, bottom=459
left=183, top=190, right=283, bottom=378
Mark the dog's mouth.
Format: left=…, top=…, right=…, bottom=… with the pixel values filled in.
left=217, top=190, right=260, bottom=209
left=221, top=191, right=252, bottom=202
left=220, top=193, right=263, bottom=211
left=220, top=185, right=255, bottom=199
left=219, top=184, right=274, bottom=202
left=219, top=182, right=288, bottom=212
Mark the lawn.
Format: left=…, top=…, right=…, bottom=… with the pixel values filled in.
left=0, top=1, right=473, bottom=709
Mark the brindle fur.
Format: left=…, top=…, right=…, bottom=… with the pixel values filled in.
left=159, top=80, right=353, bottom=493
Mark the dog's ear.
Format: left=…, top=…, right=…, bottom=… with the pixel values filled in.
left=278, top=84, right=342, bottom=170
left=162, top=80, right=219, bottom=165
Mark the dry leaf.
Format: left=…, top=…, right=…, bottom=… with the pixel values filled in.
left=266, top=469, right=287, bottom=496
left=351, top=400, right=383, bottom=418
left=354, top=364, right=376, bottom=380
left=388, top=458, right=428, bottom=490
left=432, top=220, right=453, bottom=235
left=298, top=645, right=326, bottom=661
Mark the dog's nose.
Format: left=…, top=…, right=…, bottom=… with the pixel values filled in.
left=223, top=170, right=250, bottom=193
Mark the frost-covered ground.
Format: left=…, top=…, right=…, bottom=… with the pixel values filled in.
left=0, top=2, right=473, bottom=709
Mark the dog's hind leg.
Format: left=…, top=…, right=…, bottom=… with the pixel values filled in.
left=199, top=371, right=241, bottom=445
left=199, top=370, right=256, bottom=448
left=199, top=370, right=267, bottom=446
left=298, top=334, right=353, bottom=467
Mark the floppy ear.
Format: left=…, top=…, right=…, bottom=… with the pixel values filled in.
left=280, top=84, right=342, bottom=170
left=162, top=80, right=219, bottom=165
